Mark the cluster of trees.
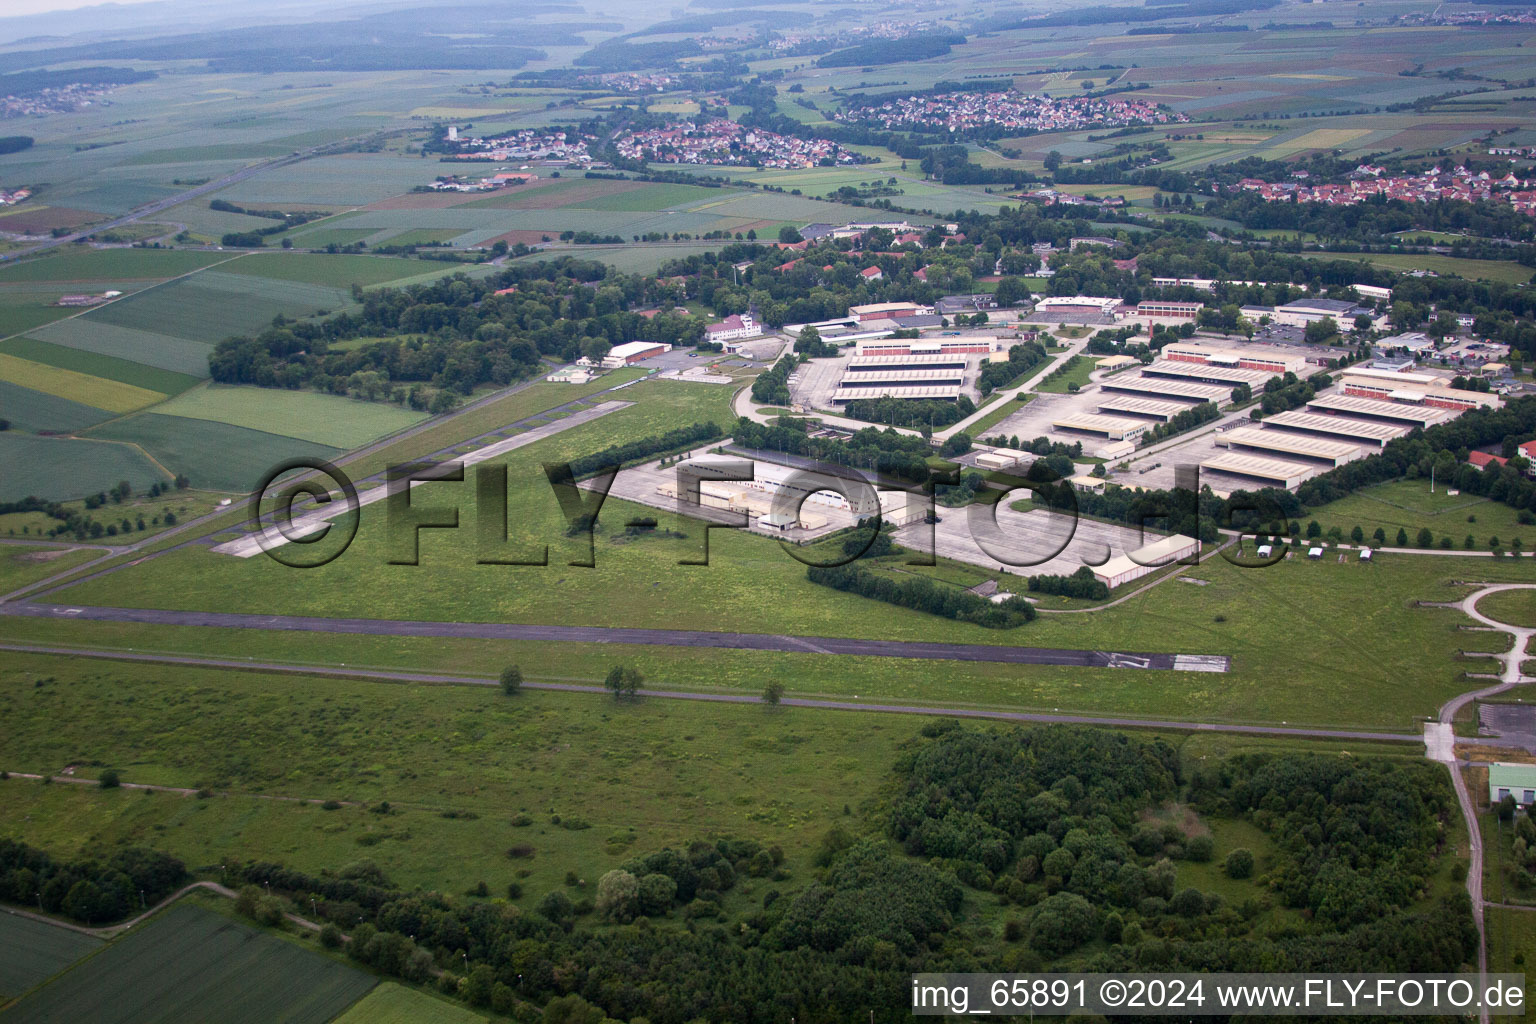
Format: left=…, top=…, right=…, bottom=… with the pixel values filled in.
left=0, top=477, right=188, bottom=541
left=1026, top=566, right=1109, bottom=600
left=842, top=395, right=975, bottom=429
left=751, top=355, right=795, bottom=405
left=0, top=839, right=186, bottom=925
left=1140, top=400, right=1220, bottom=446
left=1254, top=372, right=1322, bottom=418
left=129, top=721, right=1476, bottom=1022
left=210, top=259, right=711, bottom=401
left=806, top=563, right=1036, bottom=628
left=733, top=416, right=935, bottom=484
left=566, top=421, right=722, bottom=480
left=977, top=341, right=1048, bottom=396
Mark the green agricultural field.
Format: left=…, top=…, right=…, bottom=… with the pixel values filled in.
left=1303, top=252, right=1534, bottom=287
left=86, top=272, right=351, bottom=344
left=0, top=545, right=100, bottom=595
left=221, top=252, right=435, bottom=288
left=1306, top=478, right=1533, bottom=549
left=571, top=182, right=732, bottom=212
left=0, top=249, right=233, bottom=285
left=0, top=292, right=90, bottom=340
left=3, top=903, right=376, bottom=1024
left=333, top=983, right=488, bottom=1024
left=148, top=386, right=428, bottom=450
left=0, top=913, right=101, bottom=1001
left=28, top=318, right=216, bottom=377
left=0, top=434, right=169, bottom=502
left=0, top=337, right=201, bottom=395
left=0, top=380, right=116, bottom=434
left=82, top=414, right=343, bottom=494
left=0, top=352, right=165, bottom=415
left=1476, top=588, right=1536, bottom=629
left=292, top=228, right=376, bottom=249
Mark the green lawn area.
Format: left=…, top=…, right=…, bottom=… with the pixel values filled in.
left=1487, top=903, right=1536, bottom=1023
left=1306, top=477, right=1532, bottom=548
left=81, top=413, right=343, bottom=495
left=1301, top=251, right=1534, bottom=287
left=0, top=545, right=99, bottom=594
left=1035, top=355, right=1094, bottom=394
left=3, top=903, right=375, bottom=1024
left=964, top=392, right=1035, bottom=438
left=0, top=913, right=101, bottom=1001
left=333, top=983, right=489, bottom=1024
left=1476, top=588, right=1536, bottom=628
left=0, top=652, right=916, bottom=899
left=148, top=385, right=428, bottom=450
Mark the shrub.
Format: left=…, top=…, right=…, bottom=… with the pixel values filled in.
left=499, top=664, right=522, bottom=695
left=1224, top=848, right=1254, bottom=879
left=98, top=770, right=121, bottom=789
left=319, top=923, right=344, bottom=948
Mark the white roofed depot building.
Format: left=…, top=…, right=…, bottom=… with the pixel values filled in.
left=1092, top=534, right=1200, bottom=589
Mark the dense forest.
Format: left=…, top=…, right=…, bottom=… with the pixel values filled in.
left=189, top=725, right=1475, bottom=1022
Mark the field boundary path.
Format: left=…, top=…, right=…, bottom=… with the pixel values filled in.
left=1428, top=582, right=1536, bottom=1024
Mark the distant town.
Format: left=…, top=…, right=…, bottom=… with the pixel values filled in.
left=612, top=118, right=873, bottom=168
left=1227, top=163, right=1536, bottom=215
left=836, top=90, right=1187, bottom=135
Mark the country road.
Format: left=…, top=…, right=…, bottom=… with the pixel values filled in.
left=1427, top=581, right=1536, bottom=1024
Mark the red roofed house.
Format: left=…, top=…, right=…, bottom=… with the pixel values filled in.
left=860, top=266, right=883, bottom=281
left=913, top=267, right=927, bottom=282
left=1468, top=451, right=1508, bottom=472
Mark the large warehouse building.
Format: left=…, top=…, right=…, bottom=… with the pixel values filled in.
left=1306, top=393, right=1454, bottom=429
left=1099, top=375, right=1230, bottom=405
left=1142, top=359, right=1271, bottom=390
left=1262, top=409, right=1407, bottom=448
left=1201, top=452, right=1317, bottom=489
left=854, top=336, right=997, bottom=357
left=1163, top=342, right=1308, bottom=376
left=1095, top=396, right=1190, bottom=422
left=1218, top=426, right=1362, bottom=468
left=1092, top=534, right=1201, bottom=589
left=602, top=341, right=673, bottom=367
left=1051, top=413, right=1148, bottom=442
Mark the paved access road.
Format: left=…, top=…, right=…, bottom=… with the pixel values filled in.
left=0, top=602, right=1227, bottom=671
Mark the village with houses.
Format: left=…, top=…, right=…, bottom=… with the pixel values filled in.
left=835, top=90, right=1187, bottom=135
left=1225, top=162, right=1536, bottom=214
left=611, top=118, right=873, bottom=168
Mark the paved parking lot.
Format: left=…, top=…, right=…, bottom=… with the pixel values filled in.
left=892, top=503, right=1151, bottom=580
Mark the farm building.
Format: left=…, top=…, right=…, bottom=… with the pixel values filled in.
left=602, top=341, right=673, bottom=367
left=1489, top=763, right=1536, bottom=806
left=1091, top=534, right=1200, bottom=589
